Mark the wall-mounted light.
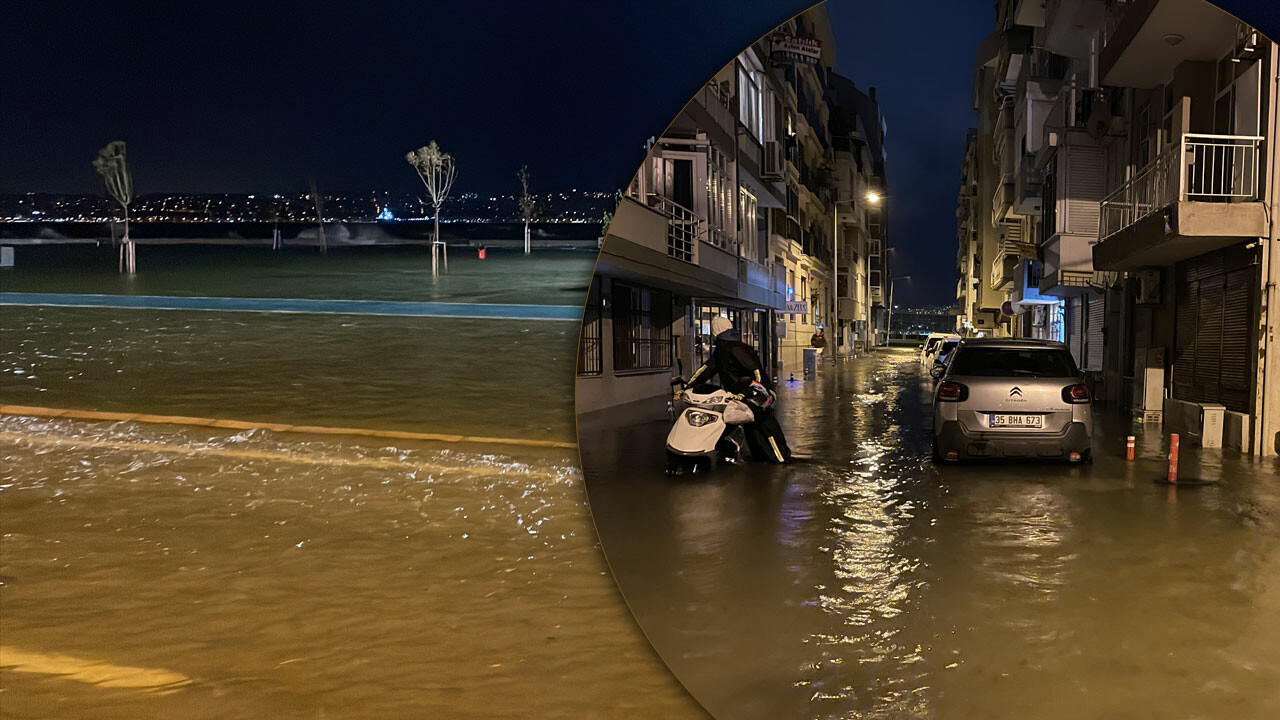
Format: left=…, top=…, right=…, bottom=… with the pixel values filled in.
left=1162, top=33, right=1185, bottom=46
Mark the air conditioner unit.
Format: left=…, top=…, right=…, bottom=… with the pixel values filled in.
left=762, top=140, right=784, bottom=179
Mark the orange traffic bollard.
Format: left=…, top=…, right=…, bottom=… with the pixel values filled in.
left=1126, top=435, right=1135, bottom=461
left=1167, top=433, right=1180, bottom=484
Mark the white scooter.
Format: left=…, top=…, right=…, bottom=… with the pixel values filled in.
left=664, top=375, right=756, bottom=475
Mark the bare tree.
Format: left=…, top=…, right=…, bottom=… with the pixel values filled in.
left=518, top=165, right=536, bottom=255
left=406, top=141, right=458, bottom=276
left=93, top=141, right=135, bottom=273
left=309, top=179, right=328, bottom=255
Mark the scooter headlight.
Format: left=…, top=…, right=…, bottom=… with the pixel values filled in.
left=685, top=410, right=718, bottom=427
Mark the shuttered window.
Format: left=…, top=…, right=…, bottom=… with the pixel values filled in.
left=1172, top=246, right=1255, bottom=413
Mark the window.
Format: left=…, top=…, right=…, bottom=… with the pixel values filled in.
left=577, top=277, right=603, bottom=375
left=738, top=188, right=758, bottom=257
left=612, top=283, right=672, bottom=372
left=737, top=58, right=766, bottom=141
left=949, top=347, right=1078, bottom=378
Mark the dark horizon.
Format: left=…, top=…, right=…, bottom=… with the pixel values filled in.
left=1, top=1, right=811, bottom=198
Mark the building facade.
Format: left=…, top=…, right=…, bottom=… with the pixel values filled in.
left=577, top=8, right=889, bottom=423
left=955, top=0, right=1280, bottom=455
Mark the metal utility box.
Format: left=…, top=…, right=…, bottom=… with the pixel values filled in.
left=1200, top=403, right=1225, bottom=448
left=803, top=348, right=817, bottom=378
left=1132, top=347, right=1165, bottom=423
left=0, top=246, right=13, bottom=267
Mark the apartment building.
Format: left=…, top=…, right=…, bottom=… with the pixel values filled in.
left=577, top=8, right=880, bottom=423
left=956, top=0, right=1280, bottom=455
left=829, top=75, right=890, bottom=351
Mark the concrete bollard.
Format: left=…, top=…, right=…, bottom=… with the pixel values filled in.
left=1167, top=433, right=1180, bottom=484
left=1126, top=435, right=1135, bottom=461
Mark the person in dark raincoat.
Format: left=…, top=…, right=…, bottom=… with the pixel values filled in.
left=687, top=316, right=792, bottom=464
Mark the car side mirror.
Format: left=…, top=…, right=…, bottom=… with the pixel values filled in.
left=929, top=364, right=945, bottom=379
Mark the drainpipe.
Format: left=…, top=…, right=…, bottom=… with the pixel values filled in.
left=1255, top=48, right=1280, bottom=456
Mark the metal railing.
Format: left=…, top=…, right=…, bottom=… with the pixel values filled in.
left=646, top=194, right=702, bottom=263
left=1099, top=134, right=1262, bottom=240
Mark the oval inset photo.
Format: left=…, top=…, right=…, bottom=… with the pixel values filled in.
left=576, top=1, right=1280, bottom=718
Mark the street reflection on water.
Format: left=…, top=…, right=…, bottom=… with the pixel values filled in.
left=580, top=348, right=1280, bottom=719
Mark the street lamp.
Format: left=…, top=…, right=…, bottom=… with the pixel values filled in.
left=887, top=275, right=911, bottom=343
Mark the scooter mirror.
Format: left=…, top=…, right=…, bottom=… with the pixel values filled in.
left=670, top=377, right=684, bottom=387
left=930, top=364, right=945, bottom=379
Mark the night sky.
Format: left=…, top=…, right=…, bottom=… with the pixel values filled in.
left=4, top=0, right=1279, bottom=306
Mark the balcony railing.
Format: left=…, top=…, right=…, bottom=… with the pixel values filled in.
left=1100, top=133, right=1262, bottom=240
left=646, top=194, right=702, bottom=263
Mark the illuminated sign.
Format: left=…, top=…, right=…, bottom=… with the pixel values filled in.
left=771, top=33, right=822, bottom=64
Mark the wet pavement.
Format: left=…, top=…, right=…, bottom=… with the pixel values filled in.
left=579, top=348, right=1280, bottom=719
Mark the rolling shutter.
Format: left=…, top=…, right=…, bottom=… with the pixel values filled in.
left=1063, top=145, right=1106, bottom=237
left=1067, top=297, right=1084, bottom=368
left=1173, top=246, right=1256, bottom=413
left=1221, top=271, right=1254, bottom=411
left=1085, top=296, right=1105, bottom=372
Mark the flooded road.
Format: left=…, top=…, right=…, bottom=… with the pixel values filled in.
left=1, top=245, right=704, bottom=717
left=580, top=348, right=1280, bottom=719
left=0, top=414, right=701, bottom=718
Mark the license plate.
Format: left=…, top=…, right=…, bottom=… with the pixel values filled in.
left=990, top=414, right=1043, bottom=428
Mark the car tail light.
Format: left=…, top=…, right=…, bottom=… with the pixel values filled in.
left=1062, top=384, right=1091, bottom=404
left=937, top=381, right=968, bottom=402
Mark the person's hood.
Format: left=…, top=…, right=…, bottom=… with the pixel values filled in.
left=714, top=328, right=742, bottom=343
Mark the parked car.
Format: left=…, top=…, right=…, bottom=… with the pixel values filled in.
left=931, top=338, right=1092, bottom=463
left=919, top=333, right=961, bottom=366
left=930, top=338, right=960, bottom=377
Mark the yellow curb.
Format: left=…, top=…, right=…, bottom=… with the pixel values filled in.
left=0, top=405, right=69, bottom=418
left=0, top=405, right=576, bottom=450
left=0, top=645, right=192, bottom=692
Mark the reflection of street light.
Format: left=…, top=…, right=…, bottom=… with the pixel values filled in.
left=887, top=275, right=911, bottom=342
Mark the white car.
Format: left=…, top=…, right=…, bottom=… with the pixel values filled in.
left=919, top=333, right=961, bottom=366
left=931, top=338, right=1093, bottom=463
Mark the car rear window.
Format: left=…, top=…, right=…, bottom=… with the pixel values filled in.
left=926, top=338, right=942, bottom=352
left=940, top=340, right=959, bottom=355
left=949, top=347, right=1078, bottom=377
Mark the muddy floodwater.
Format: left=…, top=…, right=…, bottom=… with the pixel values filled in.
left=581, top=348, right=1280, bottom=719
left=1, top=246, right=703, bottom=718
left=0, top=416, right=699, bottom=718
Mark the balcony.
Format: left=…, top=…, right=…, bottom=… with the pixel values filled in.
left=1044, top=0, right=1105, bottom=60
left=696, top=81, right=735, bottom=137
left=1095, top=134, right=1267, bottom=269
left=990, top=239, right=1037, bottom=291
left=645, top=194, right=704, bottom=263
left=1100, top=0, right=1243, bottom=88
left=1013, top=158, right=1043, bottom=216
